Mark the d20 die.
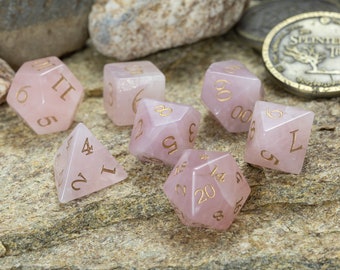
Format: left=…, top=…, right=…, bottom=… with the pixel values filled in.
left=129, top=98, right=201, bottom=166
left=244, top=101, right=314, bottom=174
left=103, top=61, right=165, bottom=126
left=163, top=149, right=251, bottom=230
left=6, top=56, right=84, bottom=134
left=54, top=123, right=128, bottom=203
left=201, top=60, right=264, bottom=133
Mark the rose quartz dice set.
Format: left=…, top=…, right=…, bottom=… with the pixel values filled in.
left=6, top=57, right=314, bottom=230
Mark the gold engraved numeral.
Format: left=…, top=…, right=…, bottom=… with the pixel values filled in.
left=266, top=108, right=283, bottom=119
left=37, top=116, right=58, bottom=127
left=132, top=89, right=144, bottom=113
left=289, top=129, right=303, bottom=153
left=107, top=82, right=114, bottom=106
left=101, top=165, right=116, bottom=174
left=214, top=79, right=232, bottom=102
left=236, top=171, right=243, bottom=183
left=66, top=136, right=73, bottom=151
left=71, top=172, right=87, bottom=191
left=82, top=138, right=94, bottom=155
left=213, top=210, right=224, bottom=221
left=154, top=104, right=173, bottom=117
left=141, top=155, right=164, bottom=164
left=210, top=165, right=225, bottom=182
left=174, top=161, right=188, bottom=175
left=194, top=184, right=216, bottom=204
left=162, top=136, right=178, bottom=155
left=124, top=65, right=143, bottom=75
left=16, top=85, right=30, bottom=103
left=224, top=65, right=242, bottom=74
left=52, top=73, right=76, bottom=101
left=260, top=150, right=280, bottom=165
left=200, top=154, right=209, bottom=160
left=31, top=58, right=55, bottom=71
left=231, top=106, right=253, bottom=123
left=175, top=184, right=186, bottom=196
left=234, top=197, right=244, bottom=214
left=248, top=120, right=256, bottom=140
left=134, top=119, right=144, bottom=140
left=188, top=123, right=197, bottom=143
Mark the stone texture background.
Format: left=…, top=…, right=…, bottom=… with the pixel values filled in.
left=0, top=28, right=339, bottom=270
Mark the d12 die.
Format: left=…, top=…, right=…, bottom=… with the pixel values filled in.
left=163, top=149, right=251, bottom=230
left=103, top=61, right=165, bottom=126
left=201, top=60, right=264, bottom=133
left=54, top=123, right=128, bottom=203
left=129, top=98, right=201, bottom=166
left=244, top=101, right=314, bottom=174
left=6, top=56, right=84, bottom=134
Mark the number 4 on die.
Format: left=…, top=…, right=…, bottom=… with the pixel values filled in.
left=54, top=123, right=128, bottom=203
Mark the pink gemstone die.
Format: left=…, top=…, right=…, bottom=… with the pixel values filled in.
left=54, top=123, right=128, bottom=203
left=244, top=101, right=314, bottom=174
left=201, top=60, right=264, bottom=132
left=103, top=61, right=165, bottom=126
left=129, top=98, right=201, bottom=166
left=6, top=56, right=84, bottom=134
left=163, top=149, right=251, bottom=230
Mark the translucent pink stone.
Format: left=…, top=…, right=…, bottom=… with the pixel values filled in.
left=244, top=101, right=314, bottom=174
left=103, top=61, right=165, bottom=126
left=163, top=149, right=251, bottom=230
left=201, top=60, right=264, bottom=133
left=129, top=98, right=201, bottom=166
left=6, top=56, right=84, bottom=134
left=54, top=123, right=128, bottom=203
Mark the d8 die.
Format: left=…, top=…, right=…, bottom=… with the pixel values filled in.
left=54, top=123, right=127, bottom=203
left=163, top=149, right=251, bottom=230
left=201, top=60, right=264, bottom=132
left=103, top=61, right=165, bottom=126
left=244, top=101, right=314, bottom=174
left=129, top=98, right=201, bottom=166
left=6, top=56, right=84, bottom=134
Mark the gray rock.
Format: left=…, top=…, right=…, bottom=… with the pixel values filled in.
left=89, top=0, right=249, bottom=60
left=0, top=0, right=94, bottom=69
left=0, top=58, right=14, bottom=104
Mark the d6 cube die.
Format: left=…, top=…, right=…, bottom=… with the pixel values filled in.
left=54, top=123, right=128, bottom=203
left=6, top=56, right=84, bottom=134
left=163, top=149, right=251, bottom=230
left=103, top=61, right=165, bottom=126
left=129, top=98, right=201, bottom=166
left=201, top=60, right=264, bottom=133
left=244, top=101, right=314, bottom=174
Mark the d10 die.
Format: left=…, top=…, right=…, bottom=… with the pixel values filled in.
left=163, top=149, right=251, bottom=230
left=6, top=56, right=84, bottom=134
left=201, top=60, right=264, bottom=133
left=103, top=61, right=165, bottom=126
left=244, top=101, right=314, bottom=174
left=54, top=123, right=128, bottom=203
left=129, top=98, right=201, bottom=166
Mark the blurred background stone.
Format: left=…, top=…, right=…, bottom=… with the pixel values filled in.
left=89, top=0, right=250, bottom=60
left=0, top=58, right=14, bottom=104
left=0, top=0, right=94, bottom=69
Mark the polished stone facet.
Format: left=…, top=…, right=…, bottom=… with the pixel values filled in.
left=244, top=101, right=314, bottom=174
left=201, top=60, right=264, bottom=132
left=6, top=56, right=84, bottom=134
left=129, top=98, right=201, bottom=166
left=103, top=61, right=165, bottom=126
left=54, top=123, right=128, bottom=203
left=163, top=149, right=251, bottom=230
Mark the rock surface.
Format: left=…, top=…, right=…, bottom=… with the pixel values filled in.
left=0, top=0, right=94, bottom=69
left=89, top=0, right=249, bottom=60
left=0, top=58, right=14, bottom=104
left=0, top=28, right=339, bottom=269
